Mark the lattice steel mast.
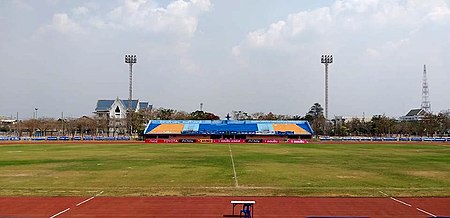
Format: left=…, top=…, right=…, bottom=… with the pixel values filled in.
left=421, top=64, right=431, bottom=113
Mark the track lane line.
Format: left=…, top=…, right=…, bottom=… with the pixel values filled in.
left=76, top=196, right=95, bottom=207
left=416, top=208, right=437, bottom=217
left=76, top=191, right=104, bottom=207
left=382, top=191, right=439, bottom=217
left=390, top=197, right=412, bottom=207
left=50, top=208, right=70, bottom=218
left=380, top=191, right=412, bottom=207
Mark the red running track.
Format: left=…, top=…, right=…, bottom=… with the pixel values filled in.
left=1, top=196, right=449, bottom=218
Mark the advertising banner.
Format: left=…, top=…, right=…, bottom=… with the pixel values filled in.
left=199, top=139, right=213, bottom=143
left=263, top=139, right=280, bottom=143
left=159, top=139, right=178, bottom=143
left=180, top=139, right=197, bottom=143
left=213, top=139, right=246, bottom=143
left=246, top=139, right=262, bottom=143
left=145, top=139, right=179, bottom=143
left=287, top=139, right=308, bottom=144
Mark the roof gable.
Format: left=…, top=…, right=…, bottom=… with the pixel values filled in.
left=139, top=102, right=149, bottom=110
left=405, top=109, right=423, bottom=116
left=121, top=100, right=138, bottom=111
left=95, top=100, right=115, bottom=111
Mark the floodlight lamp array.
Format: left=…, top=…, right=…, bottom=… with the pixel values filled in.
left=321, top=55, right=333, bottom=64
left=125, top=54, right=137, bottom=63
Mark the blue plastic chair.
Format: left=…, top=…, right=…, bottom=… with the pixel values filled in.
left=240, top=203, right=251, bottom=218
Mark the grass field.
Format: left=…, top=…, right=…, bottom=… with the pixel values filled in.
left=0, top=142, right=449, bottom=197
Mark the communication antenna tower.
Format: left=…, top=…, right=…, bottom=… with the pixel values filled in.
left=421, top=64, right=431, bottom=113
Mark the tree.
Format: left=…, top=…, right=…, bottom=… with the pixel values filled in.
left=172, top=111, right=190, bottom=120
left=304, top=103, right=326, bottom=135
left=307, top=103, right=324, bottom=118
left=65, top=118, right=78, bottom=137
left=152, top=108, right=176, bottom=120
left=421, top=113, right=444, bottom=136
left=76, top=116, right=96, bottom=136
left=438, top=113, right=450, bottom=136
left=189, top=110, right=220, bottom=120
left=251, top=112, right=265, bottom=120
left=344, top=118, right=370, bottom=136
left=21, top=119, right=39, bottom=137
left=94, top=116, right=109, bottom=136
left=259, top=112, right=278, bottom=120
left=232, top=110, right=252, bottom=120
left=370, top=115, right=397, bottom=136
left=40, top=118, right=57, bottom=136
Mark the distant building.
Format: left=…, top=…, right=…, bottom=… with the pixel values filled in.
left=94, top=98, right=152, bottom=135
left=441, top=109, right=450, bottom=117
left=399, top=108, right=427, bottom=121
left=0, top=116, right=17, bottom=125
left=332, top=116, right=346, bottom=126
left=94, top=98, right=151, bottom=119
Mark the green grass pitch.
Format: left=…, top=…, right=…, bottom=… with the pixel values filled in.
left=1, top=142, right=449, bottom=197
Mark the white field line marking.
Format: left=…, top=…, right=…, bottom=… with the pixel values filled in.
left=76, top=191, right=104, bottom=207
left=228, top=144, right=239, bottom=187
left=416, top=208, right=437, bottom=217
left=378, top=190, right=389, bottom=197
left=50, top=207, right=70, bottom=218
left=390, top=197, right=412, bottom=207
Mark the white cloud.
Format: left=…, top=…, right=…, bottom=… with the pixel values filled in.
left=233, top=0, right=450, bottom=57
left=426, top=3, right=450, bottom=21
left=366, top=47, right=379, bottom=57
left=73, top=6, right=89, bottom=16
left=383, top=38, right=410, bottom=50
left=333, top=0, right=378, bottom=13
left=35, top=13, right=84, bottom=37
left=103, top=0, right=212, bottom=37
left=228, top=0, right=450, bottom=116
left=247, top=21, right=286, bottom=48
left=12, top=0, right=33, bottom=11
left=35, top=0, right=212, bottom=39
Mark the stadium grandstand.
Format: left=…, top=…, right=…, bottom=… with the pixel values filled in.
left=144, top=120, right=313, bottom=143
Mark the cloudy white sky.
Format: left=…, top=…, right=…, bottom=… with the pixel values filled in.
left=1, top=0, right=450, bottom=119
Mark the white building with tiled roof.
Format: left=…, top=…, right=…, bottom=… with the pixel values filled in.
left=94, top=98, right=151, bottom=119
left=399, top=108, right=428, bottom=121
left=94, top=98, right=152, bottom=135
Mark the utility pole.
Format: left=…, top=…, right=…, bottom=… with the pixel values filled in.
left=321, top=54, right=333, bottom=119
left=16, top=112, right=19, bottom=137
left=61, top=112, right=64, bottom=136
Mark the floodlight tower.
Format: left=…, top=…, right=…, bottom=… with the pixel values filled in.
left=421, top=64, right=431, bottom=113
left=125, top=54, right=137, bottom=134
left=321, top=54, right=333, bottom=119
